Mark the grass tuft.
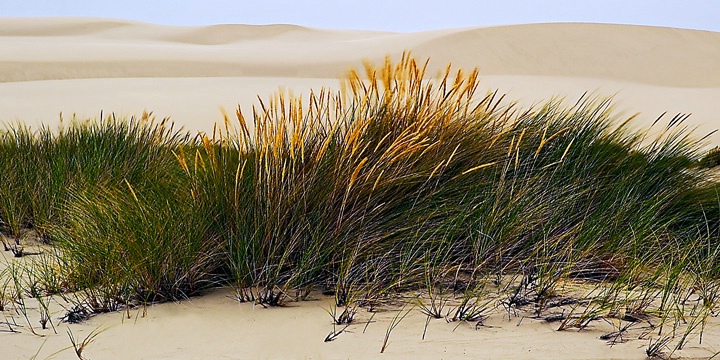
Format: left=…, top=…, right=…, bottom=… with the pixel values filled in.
left=0, top=54, right=718, bottom=354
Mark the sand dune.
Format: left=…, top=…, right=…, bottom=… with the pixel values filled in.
left=413, top=23, right=720, bottom=87
left=2, top=18, right=719, bottom=87
left=0, top=17, right=139, bottom=37
left=2, top=17, right=720, bottom=359
left=1, top=18, right=719, bottom=145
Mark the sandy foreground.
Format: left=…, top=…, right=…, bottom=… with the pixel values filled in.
left=3, top=247, right=718, bottom=360
left=2, top=18, right=720, bottom=359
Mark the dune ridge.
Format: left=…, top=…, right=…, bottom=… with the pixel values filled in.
left=0, top=17, right=139, bottom=37
left=2, top=18, right=720, bottom=87
left=412, top=23, right=720, bottom=87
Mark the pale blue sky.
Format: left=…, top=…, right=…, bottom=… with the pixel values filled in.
left=2, top=0, right=718, bottom=32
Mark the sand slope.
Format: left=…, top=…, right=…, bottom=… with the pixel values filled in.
left=413, top=23, right=720, bottom=87
left=2, top=19, right=720, bottom=86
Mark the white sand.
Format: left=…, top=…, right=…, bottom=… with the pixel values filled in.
left=2, top=18, right=720, bottom=359
left=7, top=286, right=718, bottom=360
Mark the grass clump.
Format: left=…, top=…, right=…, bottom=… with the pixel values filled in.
left=0, top=54, right=718, bottom=354
left=51, top=179, right=222, bottom=304
left=0, top=114, right=221, bottom=307
left=185, top=55, right=716, bottom=306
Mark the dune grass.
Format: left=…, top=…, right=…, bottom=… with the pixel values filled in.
left=0, top=54, right=719, bottom=353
